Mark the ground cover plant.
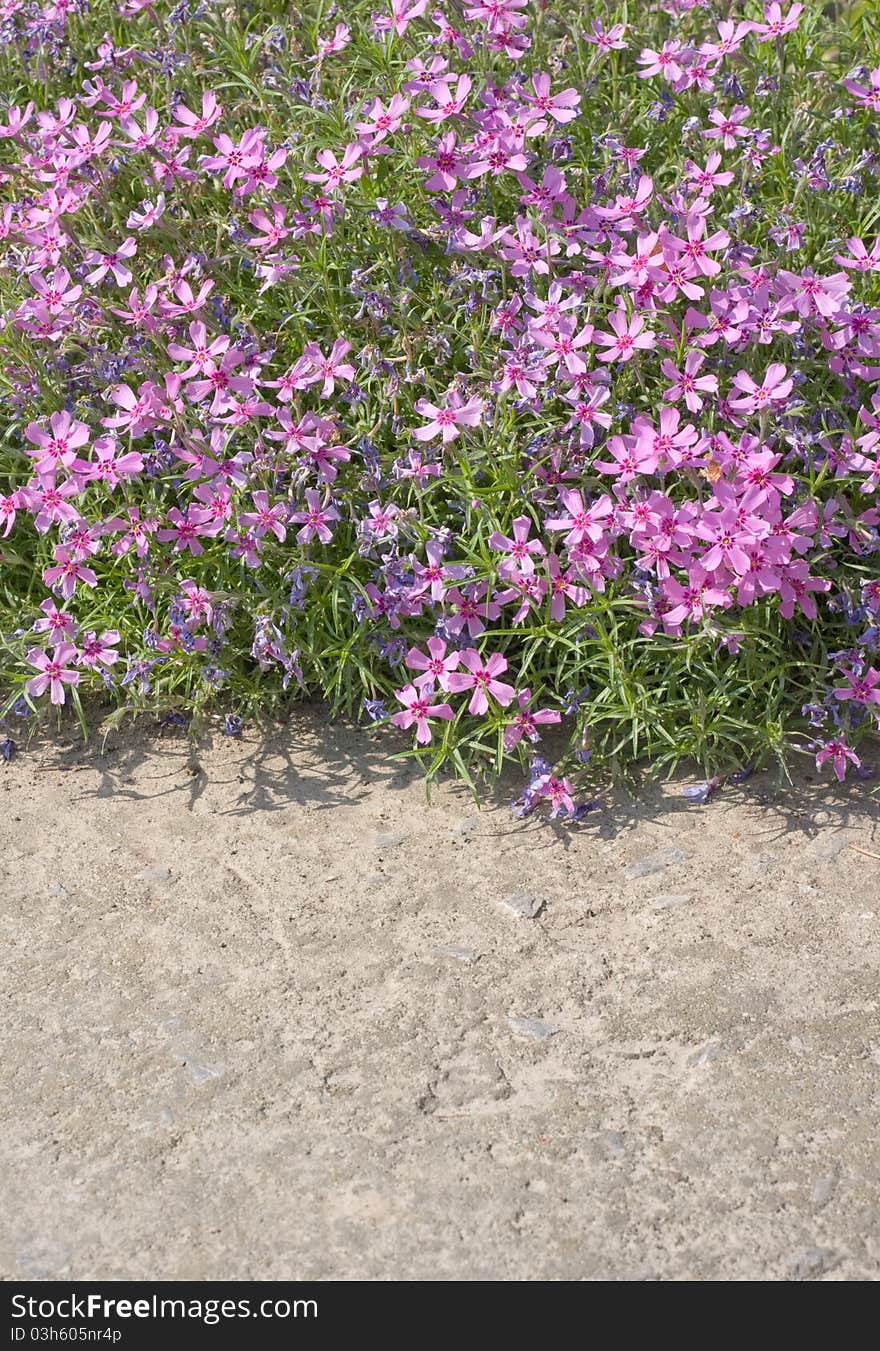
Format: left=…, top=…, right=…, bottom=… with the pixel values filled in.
left=1, top=0, right=880, bottom=816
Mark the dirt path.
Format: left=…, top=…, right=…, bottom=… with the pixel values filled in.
left=2, top=714, right=879, bottom=1281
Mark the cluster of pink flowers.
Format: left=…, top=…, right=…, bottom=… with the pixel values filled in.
left=0, top=0, right=878, bottom=807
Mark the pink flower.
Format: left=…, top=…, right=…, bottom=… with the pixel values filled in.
left=729, top=363, right=793, bottom=413
left=42, top=548, right=98, bottom=599
left=34, top=599, right=77, bottom=641
left=594, top=433, right=658, bottom=482
left=25, top=643, right=80, bottom=705
left=661, top=351, right=718, bottom=413
left=546, top=553, right=590, bottom=620
left=594, top=308, right=655, bottom=363
left=290, top=489, right=340, bottom=544
left=663, top=213, right=730, bottom=278
left=503, top=689, right=561, bottom=751
left=78, top=630, right=120, bottom=668
left=413, top=391, right=484, bottom=443
left=445, top=649, right=516, bottom=715
left=584, top=21, right=627, bottom=50
left=444, top=582, right=501, bottom=638
left=303, top=143, right=363, bottom=189
left=405, top=637, right=461, bottom=691
left=417, top=132, right=466, bottom=191
left=702, top=105, right=751, bottom=151
left=240, top=491, right=287, bottom=542
left=834, top=236, right=880, bottom=273
left=302, top=338, right=355, bottom=397
left=489, top=516, right=546, bottom=577
left=637, top=42, right=686, bottom=83
left=524, top=74, right=581, bottom=124
left=417, top=74, right=472, bottom=124
left=83, top=237, right=137, bottom=286
left=833, top=666, right=880, bottom=705
left=815, top=737, right=860, bottom=782
left=173, top=92, right=222, bottom=139
left=545, top=490, right=612, bottom=547
left=24, top=411, right=90, bottom=475
left=391, top=683, right=455, bottom=744
left=356, top=94, right=409, bottom=143
left=753, top=3, right=803, bottom=40
left=683, top=152, right=734, bottom=195
left=202, top=128, right=265, bottom=188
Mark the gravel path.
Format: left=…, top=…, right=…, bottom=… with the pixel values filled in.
left=2, top=715, right=879, bottom=1280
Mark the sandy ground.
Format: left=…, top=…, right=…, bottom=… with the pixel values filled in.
left=2, top=710, right=880, bottom=1282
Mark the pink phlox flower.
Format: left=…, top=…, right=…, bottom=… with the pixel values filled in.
left=488, top=515, right=546, bottom=577
left=815, top=737, right=860, bottom=782
left=78, top=630, right=120, bottom=668
left=729, top=362, right=793, bottom=413
left=594, top=432, right=658, bottom=483
left=545, top=490, right=612, bottom=547
left=683, top=152, right=734, bottom=195
left=503, top=688, right=561, bottom=751
left=391, top=683, right=455, bottom=745
left=523, top=73, right=580, bottom=123
left=637, top=41, right=686, bottom=83
left=289, top=489, right=340, bottom=544
left=240, top=490, right=287, bottom=542
left=833, top=666, right=880, bottom=705
left=83, top=236, right=137, bottom=285
left=702, top=105, right=751, bottom=151
left=661, top=566, right=733, bottom=628
left=834, top=236, right=880, bottom=273
left=29, top=266, right=81, bottom=314
left=417, top=74, right=472, bottom=124
left=201, top=128, right=265, bottom=188
left=444, top=581, right=501, bottom=637
left=405, top=636, right=461, bottom=691
left=413, top=390, right=484, bottom=443
left=179, top=580, right=214, bottom=627
left=26, top=642, right=80, bottom=705
left=42, top=548, right=98, bottom=600
left=173, top=92, right=222, bottom=140
left=753, top=3, right=804, bottom=40
left=584, top=21, right=627, bottom=50
left=167, top=320, right=229, bottom=377
left=24, top=411, right=90, bottom=475
left=660, top=350, right=718, bottom=412
left=411, top=540, right=467, bottom=600
left=546, top=553, right=590, bottom=620
left=594, top=306, right=655, bottom=363
left=361, top=499, right=400, bottom=541
left=34, top=599, right=77, bottom=641
left=303, top=143, right=364, bottom=189
left=301, top=338, right=355, bottom=397
left=445, top=648, right=516, bottom=715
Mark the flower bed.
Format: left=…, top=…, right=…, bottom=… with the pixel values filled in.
left=1, top=0, right=879, bottom=815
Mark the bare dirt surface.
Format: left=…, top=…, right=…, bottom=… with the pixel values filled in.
left=2, top=711, right=880, bottom=1281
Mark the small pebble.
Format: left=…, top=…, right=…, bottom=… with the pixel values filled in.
left=812, top=1173, right=838, bottom=1209
left=183, top=1058, right=224, bottom=1085
left=371, top=831, right=408, bottom=850
left=498, top=891, right=545, bottom=919
left=625, top=847, right=690, bottom=880
left=649, top=893, right=691, bottom=910
left=788, top=1246, right=839, bottom=1280
left=48, top=882, right=69, bottom=898
left=507, top=1015, right=560, bottom=1040
left=600, top=1130, right=627, bottom=1159
left=435, top=944, right=480, bottom=964
left=136, top=866, right=172, bottom=883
